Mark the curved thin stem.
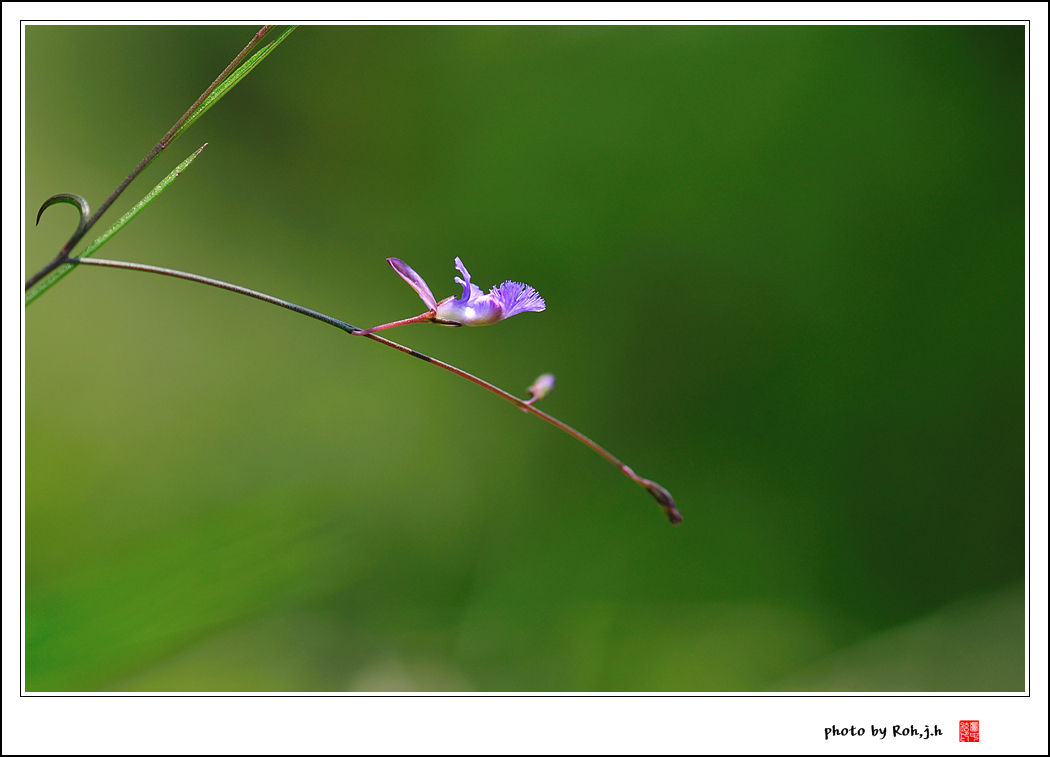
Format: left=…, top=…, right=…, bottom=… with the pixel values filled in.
left=67, top=255, right=681, bottom=524
left=71, top=256, right=359, bottom=334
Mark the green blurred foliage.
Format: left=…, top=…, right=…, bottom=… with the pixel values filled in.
left=24, top=25, right=1024, bottom=691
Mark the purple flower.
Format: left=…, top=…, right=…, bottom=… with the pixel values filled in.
left=388, top=257, right=545, bottom=326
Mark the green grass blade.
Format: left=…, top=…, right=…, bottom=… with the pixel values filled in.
left=25, top=144, right=208, bottom=306
left=170, top=26, right=297, bottom=144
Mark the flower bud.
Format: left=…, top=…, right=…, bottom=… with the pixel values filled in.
left=644, top=481, right=682, bottom=525
left=527, top=373, right=556, bottom=403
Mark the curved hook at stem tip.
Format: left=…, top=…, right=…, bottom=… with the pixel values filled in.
left=27, top=193, right=92, bottom=291
left=36, top=192, right=90, bottom=230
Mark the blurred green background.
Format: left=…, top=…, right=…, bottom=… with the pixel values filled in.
left=24, top=25, right=1025, bottom=691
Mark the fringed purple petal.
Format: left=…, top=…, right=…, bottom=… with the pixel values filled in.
left=387, top=258, right=437, bottom=310
left=431, top=257, right=545, bottom=326
left=492, top=280, right=546, bottom=318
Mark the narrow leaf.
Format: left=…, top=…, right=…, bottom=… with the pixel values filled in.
left=170, top=26, right=297, bottom=144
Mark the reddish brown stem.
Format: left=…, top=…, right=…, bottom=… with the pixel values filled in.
left=67, top=254, right=681, bottom=524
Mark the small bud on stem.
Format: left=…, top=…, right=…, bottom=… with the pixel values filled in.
left=524, top=373, right=556, bottom=405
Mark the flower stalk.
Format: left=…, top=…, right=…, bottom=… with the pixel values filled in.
left=65, top=255, right=681, bottom=524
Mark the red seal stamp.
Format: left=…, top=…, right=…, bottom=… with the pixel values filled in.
left=959, top=721, right=979, bottom=742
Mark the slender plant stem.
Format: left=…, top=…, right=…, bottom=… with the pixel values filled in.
left=25, top=26, right=274, bottom=291
left=68, top=256, right=681, bottom=523
left=71, top=257, right=358, bottom=334
left=362, top=335, right=627, bottom=468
